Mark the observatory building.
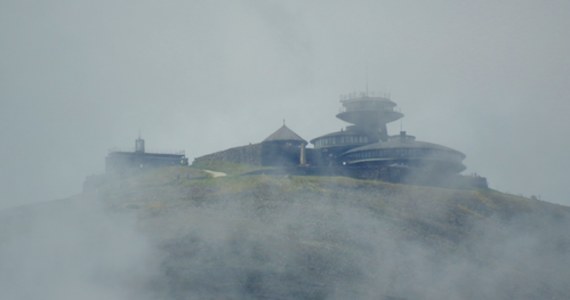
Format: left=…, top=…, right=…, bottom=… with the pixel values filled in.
left=310, top=93, right=404, bottom=166
left=194, top=91, right=487, bottom=188
left=106, top=137, right=188, bottom=174
left=309, top=93, right=468, bottom=178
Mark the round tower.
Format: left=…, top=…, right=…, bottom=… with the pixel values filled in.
left=336, top=93, right=403, bottom=142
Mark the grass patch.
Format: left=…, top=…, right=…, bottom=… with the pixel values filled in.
left=190, top=160, right=265, bottom=175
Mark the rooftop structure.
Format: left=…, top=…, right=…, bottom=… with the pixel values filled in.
left=263, top=124, right=307, bottom=144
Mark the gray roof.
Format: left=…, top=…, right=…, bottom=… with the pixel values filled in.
left=342, top=138, right=465, bottom=158
left=263, top=125, right=307, bottom=144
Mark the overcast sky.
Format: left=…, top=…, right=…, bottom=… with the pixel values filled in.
left=1, top=0, right=569, bottom=209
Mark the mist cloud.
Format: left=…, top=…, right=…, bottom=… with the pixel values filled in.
left=0, top=199, right=155, bottom=300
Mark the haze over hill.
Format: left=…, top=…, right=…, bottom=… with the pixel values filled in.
left=2, top=0, right=570, bottom=209
left=1, top=167, right=569, bottom=299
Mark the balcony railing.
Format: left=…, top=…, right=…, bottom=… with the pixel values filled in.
left=339, top=91, right=391, bottom=102
left=338, top=104, right=395, bottom=114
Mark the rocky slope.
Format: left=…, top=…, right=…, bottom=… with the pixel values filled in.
left=1, top=166, right=569, bottom=300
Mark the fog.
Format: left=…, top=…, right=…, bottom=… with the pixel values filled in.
left=2, top=2, right=570, bottom=299
left=1, top=175, right=568, bottom=299
left=1, top=0, right=570, bottom=208
left=0, top=198, right=156, bottom=299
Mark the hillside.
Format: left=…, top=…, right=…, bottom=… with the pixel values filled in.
left=1, top=166, right=569, bottom=300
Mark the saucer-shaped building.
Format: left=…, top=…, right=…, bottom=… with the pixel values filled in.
left=341, top=131, right=466, bottom=174
left=309, top=93, right=469, bottom=179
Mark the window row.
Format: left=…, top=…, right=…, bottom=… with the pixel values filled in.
left=345, top=148, right=462, bottom=161
left=314, top=135, right=369, bottom=147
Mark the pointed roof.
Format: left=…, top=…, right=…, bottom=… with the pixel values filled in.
left=263, top=125, right=307, bottom=144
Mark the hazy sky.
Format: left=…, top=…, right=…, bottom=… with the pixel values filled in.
left=1, top=0, right=569, bottom=209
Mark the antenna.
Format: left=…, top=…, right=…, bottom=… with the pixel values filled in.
left=283, top=119, right=286, bottom=126
left=365, top=65, right=369, bottom=96
left=135, top=130, right=145, bottom=153
left=399, top=108, right=404, bottom=132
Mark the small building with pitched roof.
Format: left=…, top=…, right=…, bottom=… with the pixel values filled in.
left=261, top=124, right=307, bottom=167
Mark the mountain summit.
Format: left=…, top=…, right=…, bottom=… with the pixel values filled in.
left=2, top=167, right=569, bottom=299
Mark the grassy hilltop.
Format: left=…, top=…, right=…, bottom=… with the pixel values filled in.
left=2, top=165, right=570, bottom=299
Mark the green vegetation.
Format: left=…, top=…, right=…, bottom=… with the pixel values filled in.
left=93, top=166, right=568, bottom=240
left=8, top=165, right=570, bottom=299
left=190, top=160, right=266, bottom=176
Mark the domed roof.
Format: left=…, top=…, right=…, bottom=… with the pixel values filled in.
left=340, top=132, right=466, bottom=173
left=343, top=133, right=465, bottom=158
left=263, top=125, right=307, bottom=144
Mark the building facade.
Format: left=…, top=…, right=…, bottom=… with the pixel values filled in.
left=106, top=137, right=188, bottom=174
left=258, top=92, right=486, bottom=188
left=192, top=91, right=486, bottom=188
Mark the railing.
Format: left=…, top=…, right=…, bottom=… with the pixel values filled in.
left=338, top=104, right=395, bottom=113
left=339, top=91, right=391, bottom=101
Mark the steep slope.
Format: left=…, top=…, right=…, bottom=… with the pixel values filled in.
left=1, top=167, right=569, bottom=300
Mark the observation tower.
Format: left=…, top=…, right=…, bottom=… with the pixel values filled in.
left=336, top=92, right=403, bottom=142
left=309, top=92, right=404, bottom=166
